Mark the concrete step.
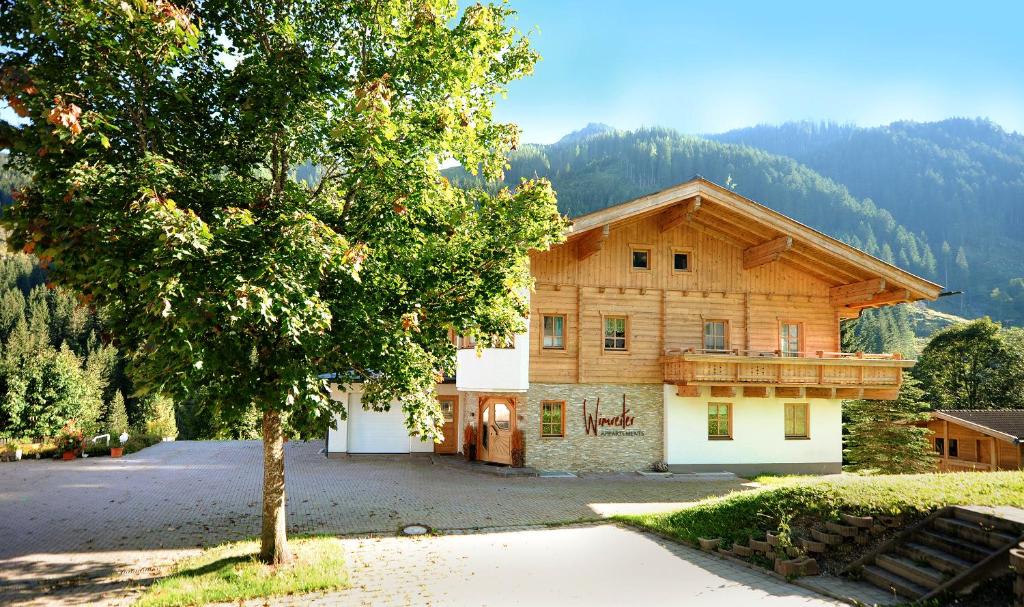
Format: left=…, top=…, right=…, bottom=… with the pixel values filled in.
left=898, top=541, right=973, bottom=575
left=932, top=516, right=1018, bottom=549
left=953, top=506, right=1024, bottom=535
left=862, top=564, right=930, bottom=599
left=914, top=529, right=991, bottom=563
left=875, top=553, right=945, bottom=588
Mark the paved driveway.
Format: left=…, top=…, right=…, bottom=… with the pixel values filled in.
left=248, top=524, right=844, bottom=607
left=1, top=440, right=750, bottom=605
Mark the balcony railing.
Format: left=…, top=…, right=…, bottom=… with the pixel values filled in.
left=661, top=348, right=914, bottom=399
left=938, top=457, right=994, bottom=472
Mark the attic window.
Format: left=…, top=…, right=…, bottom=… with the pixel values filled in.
left=631, top=247, right=651, bottom=271
left=673, top=250, right=691, bottom=273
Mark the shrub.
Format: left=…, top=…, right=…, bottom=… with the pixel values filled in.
left=140, top=394, right=178, bottom=439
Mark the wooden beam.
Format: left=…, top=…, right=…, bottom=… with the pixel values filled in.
left=830, top=278, right=887, bottom=307
left=659, top=196, right=701, bottom=233
left=676, top=384, right=700, bottom=397
left=575, top=225, right=609, bottom=261
left=710, top=386, right=735, bottom=398
left=845, top=289, right=912, bottom=310
left=742, top=236, right=793, bottom=270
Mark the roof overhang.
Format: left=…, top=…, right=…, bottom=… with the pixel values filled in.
left=563, top=177, right=943, bottom=307
left=930, top=411, right=1022, bottom=444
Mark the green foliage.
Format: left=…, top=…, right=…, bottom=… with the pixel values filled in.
left=1, top=0, right=565, bottom=447
left=841, top=305, right=917, bottom=358
left=140, top=393, right=177, bottom=438
left=713, top=119, right=1024, bottom=324
left=0, top=252, right=116, bottom=438
left=136, top=536, right=348, bottom=607
left=844, top=375, right=937, bottom=473
left=621, top=470, right=1024, bottom=547
left=107, top=390, right=129, bottom=436
left=914, top=318, right=1024, bottom=409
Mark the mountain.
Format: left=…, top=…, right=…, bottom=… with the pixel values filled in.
left=710, top=119, right=1024, bottom=323
left=555, top=122, right=616, bottom=145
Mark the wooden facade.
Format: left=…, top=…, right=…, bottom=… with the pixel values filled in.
left=528, top=178, right=942, bottom=393
left=925, top=413, right=1024, bottom=472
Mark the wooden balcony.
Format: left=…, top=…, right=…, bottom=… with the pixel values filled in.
left=662, top=349, right=914, bottom=400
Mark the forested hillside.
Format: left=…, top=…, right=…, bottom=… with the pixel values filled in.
left=711, top=119, right=1024, bottom=323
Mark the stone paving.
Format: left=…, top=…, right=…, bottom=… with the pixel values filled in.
left=0, top=440, right=751, bottom=605
left=226, top=524, right=846, bottom=607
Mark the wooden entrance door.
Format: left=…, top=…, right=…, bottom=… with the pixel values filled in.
left=477, top=397, right=514, bottom=465
left=434, top=396, right=458, bottom=454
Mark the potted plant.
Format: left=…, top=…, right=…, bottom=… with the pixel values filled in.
left=56, top=423, right=84, bottom=461
left=110, top=432, right=129, bottom=458
left=107, top=392, right=130, bottom=457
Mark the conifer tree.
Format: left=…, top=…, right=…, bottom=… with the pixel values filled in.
left=844, top=374, right=936, bottom=473
left=107, top=391, right=129, bottom=436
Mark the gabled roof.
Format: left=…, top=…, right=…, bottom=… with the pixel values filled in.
left=933, top=410, right=1024, bottom=444
left=566, top=177, right=943, bottom=308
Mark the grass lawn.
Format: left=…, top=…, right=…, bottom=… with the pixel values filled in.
left=135, top=536, right=349, bottom=607
left=619, top=470, right=1024, bottom=547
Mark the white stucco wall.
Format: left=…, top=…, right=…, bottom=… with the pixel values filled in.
left=455, top=331, right=530, bottom=393
left=663, top=385, right=842, bottom=471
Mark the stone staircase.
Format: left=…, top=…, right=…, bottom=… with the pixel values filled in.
left=847, top=506, right=1024, bottom=601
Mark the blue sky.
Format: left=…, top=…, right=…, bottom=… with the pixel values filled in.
left=3, top=2, right=1020, bottom=144
left=497, top=0, right=1024, bottom=143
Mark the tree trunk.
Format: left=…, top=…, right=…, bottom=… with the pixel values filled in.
left=260, top=408, right=290, bottom=564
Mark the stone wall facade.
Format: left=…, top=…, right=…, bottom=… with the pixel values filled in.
left=521, top=383, right=664, bottom=472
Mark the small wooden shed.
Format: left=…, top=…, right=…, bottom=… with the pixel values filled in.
left=925, top=410, right=1024, bottom=471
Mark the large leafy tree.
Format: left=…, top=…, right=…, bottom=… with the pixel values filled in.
left=914, top=318, right=1024, bottom=410
left=0, top=0, right=565, bottom=563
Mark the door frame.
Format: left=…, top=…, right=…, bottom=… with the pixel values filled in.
left=477, top=396, right=517, bottom=465
left=434, top=395, right=459, bottom=455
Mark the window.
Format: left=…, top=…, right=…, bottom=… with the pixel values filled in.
left=631, top=247, right=651, bottom=271
left=708, top=403, right=732, bottom=439
left=494, top=402, right=511, bottom=430
left=439, top=398, right=455, bottom=422
left=949, top=438, right=959, bottom=458
left=784, top=403, right=809, bottom=439
left=542, top=315, right=565, bottom=350
left=934, top=437, right=945, bottom=455
left=703, top=320, right=727, bottom=352
left=780, top=323, right=801, bottom=357
left=541, top=401, right=565, bottom=438
left=604, top=316, right=628, bottom=351
left=673, top=250, right=691, bottom=273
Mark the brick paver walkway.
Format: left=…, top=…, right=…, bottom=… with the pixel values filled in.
left=229, top=524, right=845, bottom=606
left=1, top=440, right=750, bottom=605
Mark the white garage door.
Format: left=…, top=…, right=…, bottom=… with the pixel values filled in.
left=347, top=394, right=409, bottom=453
